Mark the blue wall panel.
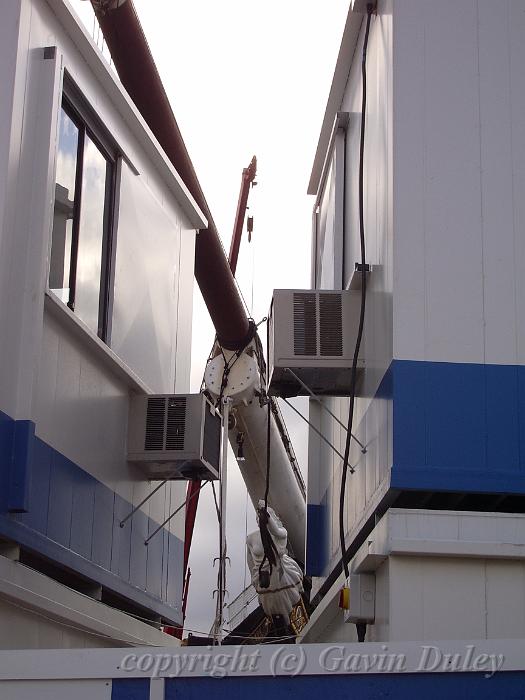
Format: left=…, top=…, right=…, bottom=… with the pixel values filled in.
left=111, top=679, right=150, bottom=700
left=70, top=467, right=96, bottom=559
left=516, top=368, right=525, bottom=472
left=162, top=524, right=169, bottom=601
left=130, top=508, right=148, bottom=591
left=167, top=531, right=183, bottom=605
left=425, top=362, right=485, bottom=473
left=164, top=672, right=525, bottom=700
left=392, top=361, right=426, bottom=471
left=306, top=360, right=525, bottom=579
left=8, top=420, right=35, bottom=512
left=306, top=503, right=327, bottom=577
left=0, top=410, right=183, bottom=624
left=146, top=497, right=165, bottom=599
left=0, top=411, right=13, bottom=511
left=15, top=438, right=51, bottom=533
left=486, top=364, right=520, bottom=474
left=92, top=482, right=114, bottom=570
left=392, top=360, right=525, bottom=494
left=47, top=452, right=74, bottom=547
left=112, top=494, right=132, bottom=582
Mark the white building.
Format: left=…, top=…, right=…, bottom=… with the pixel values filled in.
left=0, top=0, right=205, bottom=648
left=301, top=0, right=525, bottom=643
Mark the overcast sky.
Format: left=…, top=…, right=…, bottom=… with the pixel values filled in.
left=72, top=0, right=348, bottom=636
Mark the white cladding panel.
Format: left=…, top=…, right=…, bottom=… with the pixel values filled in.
left=0, top=599, right=115, bottom=650
left=304, top=554, right=525, bottom=644
left=111, top=162, right=194, bottom=394
left=308, top=0, right=525, bottom=582
left=308, top=0, right=393, bottom=576
left=34, top=307, right=187, bottom=532
left=0, top=0, right=197, bottom=536
left=0, top=681, right=111, bottom=700
left=340, top=0, right=393, bottom=397
left=393, top=0, right=525, bottom=365
left=389, top=557, right=525, bottom=641
left=0, top=0, right=198, bottom=420
left=0, top=2, right=22, bottom=331
left=0, top=2, right=61, bottom=421
left=302, top=510, right=525, bottom=643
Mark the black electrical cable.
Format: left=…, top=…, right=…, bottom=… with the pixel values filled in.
left=339, top=4, right=373, bottom=579
left=257, top=317, right=278, bottom=588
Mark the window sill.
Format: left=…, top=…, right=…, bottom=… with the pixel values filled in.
left=44, top=291, right=152, bottom=395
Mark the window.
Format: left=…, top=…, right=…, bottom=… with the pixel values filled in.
left=49, top=80, right=117, bottom=340
left=313, top=128, right=345, bottom=291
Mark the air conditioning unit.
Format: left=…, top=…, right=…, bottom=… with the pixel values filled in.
left=127, top=393, right=221, bottom=480
left=268, top=289, right=365, bottom=398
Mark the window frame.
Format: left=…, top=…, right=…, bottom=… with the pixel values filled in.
left=312, top=113, right=348, bottom=291
left=52, top=74, right=119, bottom=343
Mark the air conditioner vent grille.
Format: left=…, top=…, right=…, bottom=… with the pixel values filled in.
left=319, top=293, right=343, bottom=356
left=293, top=292, right=317, bottom=356
left=166, top=396, right=186, bottom=450
left=144, top=397, right=165, bottom=450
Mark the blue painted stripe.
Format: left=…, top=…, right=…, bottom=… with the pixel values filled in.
left=306, top=503, right=327, bottom=577
left=92, top=481, right=114, bottom=569
left=130, top=507, right=149, bottom=591
left=0, top=511, right=182, bottom=624
left=165, top=672, right=525, bottom=699
left=392, top=360, right=525, bottom=494
left=8, top=420, right=35, bottom=512
left=0, top=411, right=36, bottom=513
left=0, top=412, right=13, bottom=507
left=47, top=450, right=74, bottom=547
left=306, top=360, right=525, bottom=573
left=19, top=437, right=51, bottom=532
left=111, top=679, right=150, bottom=700
left=0, top=409, right=183, bottom=625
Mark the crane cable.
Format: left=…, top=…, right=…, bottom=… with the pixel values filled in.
left=339, top=4, right=373, bottom=580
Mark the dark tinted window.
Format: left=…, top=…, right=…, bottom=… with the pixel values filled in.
left=50, top=92, right=116, bottom=341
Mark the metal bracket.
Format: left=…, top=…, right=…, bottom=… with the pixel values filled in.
left=285, top=368, right=367, bottom=453
left=144, top=480, right=209, bottom=546
left=281, top=397, right=355, bottom=474
left=119, top=479, right=167, bottom=528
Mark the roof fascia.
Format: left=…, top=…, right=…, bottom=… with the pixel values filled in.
left=307, top=9, right=363, bottom=196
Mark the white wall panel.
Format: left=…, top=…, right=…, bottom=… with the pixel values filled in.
left=111, top=162, right=182, bottom=394
left=510, top=0, right=525, bottom=365
left=0, top=0, right=198, bottom=637
left=34, top=309, right=187, bottom=537
left=393, top=0, right=525, bottom=366
left=309, top=0, right=393, bottom=573
left=0, top=4, right=23, bottom=411
left=17, top=0, right=198, bottom=540
left=0, top=599, right=115, bottom=650
left=0, top=680, right=111, bottom=699
left=485, top=560, right=525, bottom=638
left=391, top=0, right=426, bottom=361
left=478, top=0, right=518, bottom=365
left=389, top=557, right=487, bottom=641
left=174, top=228, right=196, bottom=394
left=389, top=555, right=525, bottom=642
left=0, top=3, right=62, bottom=420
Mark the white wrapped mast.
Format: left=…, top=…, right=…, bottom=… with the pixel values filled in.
left=247, top=501, right=303, bottom=618
left=205, top=340, right=306, bottom=563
